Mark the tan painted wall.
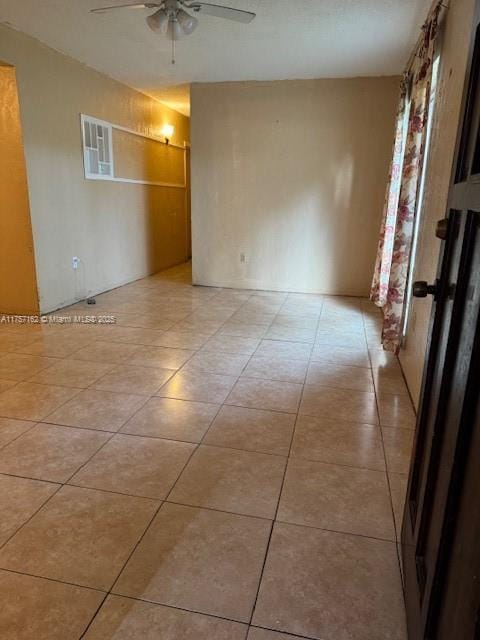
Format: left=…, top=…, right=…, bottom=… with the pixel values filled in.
left=113, top=129, right=185, bottom=184
left=0, top=65, right=39, bottom=315
left=400, top=0, right=476, bottom=407
left=191, top=77, right=399, bottom=295
left=0, top=25, right=190, bottom=313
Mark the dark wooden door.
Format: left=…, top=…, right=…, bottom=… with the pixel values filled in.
left=402, top=3, right=480, bottom=639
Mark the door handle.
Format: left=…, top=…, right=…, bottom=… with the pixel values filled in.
left=412, top=280, right=438, bottom=298
left=436, top=218, right=449, bottom=240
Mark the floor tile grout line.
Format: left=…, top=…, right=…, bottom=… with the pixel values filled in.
left=0, top=362, right=123, bottom=551
left=137, top=300, right=252, bottom=385
left=78, top=499, right=167, bottom=639
left=95, top=592, right=267, bottom=635
left=0, top=418, right=39, bottom=453
left=0, top=395, right=132, bottom=553
left=252, top=452, right=388, bottom=473
left=152, top=312, right=260, bottom=510
left=5, top=300, right=392, bottom=540
left=89, top=492, right=277, bottom=522
left=80, top=414, right=205, bottom=637
left=122, top=294, right=319, bottom=630
left=0, top=470, right=62, bottom=486
left=37, top=385, right=152, bottom=439
left=156, top=422, right=219, bottom=508
left=0, top=468, right=404, bottom=543
left=0, top=338, right=378, bottom=428
left=213, top=400, right=299, bottom=416
left=0, top=380, right=86, bottom=424
left=0, top=479, right=64, bottom=552
left=0, top=269, right=411, bottom=636
left=78, top=591, right=110, bottom=639
left=0, top=566, right=108, bottom=594
left=0, top=309, right=353, bottom=356
left=191, top=438, right=290, bottom=459
left=31, top=306, right=227, bottom=385
left=0, top=523, right=394, bottom=640
left=62, top=428, right=129, bottom=487
left=0, top=345, right=171, bottom=553
left=272, top=518, right=398, bottom=544
left=248, top=624, right=317, bottom=640
left=0, top=315, right=408, bottom=433
left=0, top=348, right=402, bottom=396
left=247, top=298, right=324, bottom=626
left=361, top=307, right=406, bottom=591
left=235, top=301, right=302, bottom=625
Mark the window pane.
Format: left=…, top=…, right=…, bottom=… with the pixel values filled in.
left=84, top=121, right=91, bottom=148
left=103, top=128, right=110, bottom=162
left=91, top=124, right=97, bottom=148
left=88, top=148, right=99, bottom=174
left=98, top=136, right=105, bottom=162
left=99, top=162, right=111, bottom=176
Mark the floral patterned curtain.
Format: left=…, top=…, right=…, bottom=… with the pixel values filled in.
left=370, top=80, right=409, bottom=310
left=371, top=3, right=441, bottom=353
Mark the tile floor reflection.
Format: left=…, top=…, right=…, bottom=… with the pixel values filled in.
left=0, top=262, right=414, bottom=639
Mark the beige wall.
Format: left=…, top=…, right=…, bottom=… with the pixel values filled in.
left=191, top=77, right=399, bottom=295
left=0, top=65, right=39, bottom=314
left=0, top=25, right=190, bottom=313
left=400, top=0, right=476, bottom=407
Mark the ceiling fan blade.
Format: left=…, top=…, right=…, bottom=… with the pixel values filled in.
left=90, top=2, right=160, bottom=13
left=187, top=2, right=255, bottom=23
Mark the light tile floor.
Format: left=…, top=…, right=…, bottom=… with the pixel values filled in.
left=0, top=262, right=415, bottom=639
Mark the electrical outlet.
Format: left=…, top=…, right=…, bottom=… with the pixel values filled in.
left=72, top=256, right=80, bottom=270
left=240, top=252, right=247, bottom=264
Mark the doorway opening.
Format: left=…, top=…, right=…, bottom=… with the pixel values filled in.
left=0, top=63, right=38, bottom=315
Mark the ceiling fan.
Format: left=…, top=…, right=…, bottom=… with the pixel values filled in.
left=91, top=0, right=256, bottom=62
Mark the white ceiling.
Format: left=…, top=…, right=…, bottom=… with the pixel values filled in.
left=0, top=0, right=431, bottom=115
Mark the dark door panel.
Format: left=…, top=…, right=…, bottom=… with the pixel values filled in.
left=402, top=2, right=480, bottom=638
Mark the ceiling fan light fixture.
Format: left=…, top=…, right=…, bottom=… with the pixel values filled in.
left=146, top=8, right=169, bottom=34
left=177, top=8, right=198, bottom=35
left=167, top=16, right=184, bottom=40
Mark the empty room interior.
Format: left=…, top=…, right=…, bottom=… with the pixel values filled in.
left=0, top=0, right=479, bottom=638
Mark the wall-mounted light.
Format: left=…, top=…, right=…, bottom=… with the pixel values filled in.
left=161, top=123, right=175, bottom=145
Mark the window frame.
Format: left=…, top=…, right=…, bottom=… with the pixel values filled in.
left=80, top=114, right=115, bottom=180
left=401, top=34, right=443, bottom=346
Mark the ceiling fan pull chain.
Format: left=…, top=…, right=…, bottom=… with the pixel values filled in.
left=90, top=1, right=256, bottom=66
